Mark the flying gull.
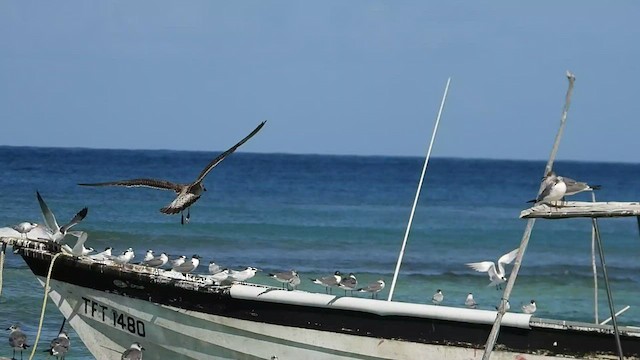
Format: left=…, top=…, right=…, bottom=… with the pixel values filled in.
left=522, top=299, right=537, bottom=314
left=431, top=289, right=444, bottom=305
left=121, top=342, right=145, bottom=360
left=465, top=293, right=478, bottom=309
left=36, top=191, right=88, bottom=243
left=7, top=324, right=29, bottom=360
left=357, top=279, right=385, bottom=299
left=45, top=330, right=70, bottom=359
left=78, top=121, right=266, bottom=224
left=466, top=248, right=519, bottom=290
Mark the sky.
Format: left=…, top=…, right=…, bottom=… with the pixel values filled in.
left=1, top=1, right=639, bottom=162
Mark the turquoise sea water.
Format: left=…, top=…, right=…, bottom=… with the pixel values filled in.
left=1, top=146, right=639, bottom=359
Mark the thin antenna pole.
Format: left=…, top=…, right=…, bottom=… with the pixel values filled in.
left=387, top=77, right=451, bottom=301
left=482, top=71, right=576, bottom=359
left=591, top=192, right=599, bottom=323
left=592, top=218, right=624, bottom=359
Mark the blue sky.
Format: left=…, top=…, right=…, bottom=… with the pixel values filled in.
left=1, top=2, right=639, bottom=161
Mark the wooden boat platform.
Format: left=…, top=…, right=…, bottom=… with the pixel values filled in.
left=520, top=201, right=640, bottom=219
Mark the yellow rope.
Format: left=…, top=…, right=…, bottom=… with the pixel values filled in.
left=0, top=243, right=6, bottom=297
left=29, top=252, right=63, bottom=360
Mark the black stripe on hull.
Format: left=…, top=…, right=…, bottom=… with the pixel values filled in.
left=21, top=249, right=640, bottom=359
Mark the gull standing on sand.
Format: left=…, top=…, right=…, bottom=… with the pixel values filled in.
left=357, top=279, right=385, bottom=299
left=36, top=191, right=88, bottom=243
left=269, top=270, right=300, bottom=290
left=339, top=273, right=358, bottom=296
left=45, top=330, right=70, bottom=359
left=522, top=300, right=537, bottom=314
left=143, top=252, right=169, bottom=268
left=121, top=342, right=145, bottom=360
left=466, top=248, right=519, bottom=290
left=311, top=271, right=342, bottom=294
left=7, top=324, right=29, bottom=360
left=527, top=172, right=566, bottom=206
left=432, top=289, right=444, bottom=305
left=465, top=293, right=478, bottom=309
left=229, top=267, right=259, bottom=282
left=79, top=122, right=266, bottom=225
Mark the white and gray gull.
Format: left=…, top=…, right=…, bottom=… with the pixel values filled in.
left=37, top=191, right=88, bottom=243
left=78, top=122, right=266, bottom=225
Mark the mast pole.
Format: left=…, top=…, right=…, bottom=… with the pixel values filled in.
left=591, top=192, right=599, bottom=323
left=592, top=218, right=624, bottom=359
left=482, top=71, right=576, bottom=359
left=387, top=77, right=451, bottom=301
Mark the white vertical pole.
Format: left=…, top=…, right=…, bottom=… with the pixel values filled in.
left=387, top=77, right=451, bottom=301
left=591, top=192, right=598, bottom=323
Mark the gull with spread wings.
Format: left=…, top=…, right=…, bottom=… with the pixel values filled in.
left=79, top=121, right=266, bottom=224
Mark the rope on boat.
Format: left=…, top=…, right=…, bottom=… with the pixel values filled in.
left=28, top=252, right=63, bottom=360
left=0, top=242, right=6, bottom=297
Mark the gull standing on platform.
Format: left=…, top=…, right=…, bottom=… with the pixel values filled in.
left=432, top=289, right=444, bottom=305
left=110, top=248, right=135, bottom=265
left=522, top=300, right=537, bottom=314
left=208, top=261, right=222, bottom=274
left=89, top=247, right=113, bottom=261
left=141, top=250, right=154, bottom=263
left=466, top=248, right=519, bottom=290
left=36, top=191, right=88, bottom=243
left=61, top=231, right=94, bottom=257
left=357, top=279, right=385, bottom=299
left=7, top=324, right=29, bottom=360
left=527, top=172, right=566, bottom=206
left=45, top=330, right=70, bottom=359
left=465, top=293, right=478, bottom=309
left=11, top=222, right=38, bottom=239
left=121, top=342, right=144, bottom=360
left=79, top=122, right=266, bottom=225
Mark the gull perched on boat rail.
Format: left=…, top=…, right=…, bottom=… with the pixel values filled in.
left=109, top=248, right=135, bottom=265
left=357, top=279, right=385, bottom=299
left=36, top=191, right=88, bottom=243
left=339, top=273, right=358, bottom=296
left=311, top=271, right=342, bottom=294
left=121, top=342, right=144, bottom=360
left=432, top=289, right=444, bottom=305
left=11, top=222, right=38, bottom=239
left=78, top=121, right=266, bottom=225
left=522, top=299, right=537, bottom=314
left=465, top=293, right=478, bottom=309
left=44, top=330, right=70, bottom=359
left=89, top=247, right=113, bottom=261
left=269, top=270, right=300, bottom=290
left=61, top=231, right=94, bottom=256
left=466, top=248, right=519, bottom=290
left=229, top=267, right=259, bottom=282
left=143, top=252, right=168, bottom=268
left=172, top=255, right=200, bottom=273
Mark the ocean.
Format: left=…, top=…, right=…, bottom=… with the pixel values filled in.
left=1, top=146, right=639, bottom=359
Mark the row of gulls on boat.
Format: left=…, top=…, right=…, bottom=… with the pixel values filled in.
left=309, top=271, right=386, bottom=298
left=527, top=171, right=601, bottom=207
left=6, top=324, right=70, bottom=360
left=0, top=191, right=89, bottom=243
left=77, top=121, right=266, bottom=225
left=437, top=291, right=537, bottom=314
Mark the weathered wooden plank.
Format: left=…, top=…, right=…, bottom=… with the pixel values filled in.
left=520, top=201, right=640, bottom=219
